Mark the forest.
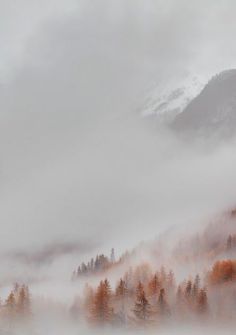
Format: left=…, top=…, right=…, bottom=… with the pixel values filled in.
left=71, top=259, right=236, bottom=328
left=3, top=258, right=236, bottom=331
left=3, top=216, right=236, bottom=333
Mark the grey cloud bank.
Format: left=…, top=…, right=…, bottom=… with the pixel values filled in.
left=0, top=0, right=236, bottom=256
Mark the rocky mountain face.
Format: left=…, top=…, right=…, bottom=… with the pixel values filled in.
left=171, top=69, right=236, bottom=138
left=140, top=74, right=206, bottom=123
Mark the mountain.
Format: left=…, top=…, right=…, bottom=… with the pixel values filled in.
left=71, top=207, right=236, bottom=329
left=72, top=207, right=236, bottom=283
left=140, top=74, right=206, bottom=123
left=172, top=69, right=236, bottom=137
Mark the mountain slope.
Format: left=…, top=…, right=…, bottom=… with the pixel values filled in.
left=171, top=69, right=236, bottom=137
left=140, top=74, right=206, bottom=123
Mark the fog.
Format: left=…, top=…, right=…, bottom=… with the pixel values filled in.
left=1, top=0, right=236, bottom=253
left=1, top=1, right=236, bottom=333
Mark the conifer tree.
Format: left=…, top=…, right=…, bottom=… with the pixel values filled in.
left=185, top=280, right=192, bottom=299
left=6, top=291, right=16, bottom=313
left=192, top=275, right=200, bottom=300
left=133, top=283, right=152, bottom=323
left=115, top=278, right=128, bottom=324
left=148, top=274, right=160, bottom=301
left=17, top=285, right=31, bottom=318
left=197, top=288, right=208, bottom=315
left=110, top=248, right=115, bottom=263
left=157, top=288, right=170, bottom=317
left=123, top=267, right=133, bottom=294
left=175, top=285, right=185, bottom=317
left=91, top=280, right=113, bottom=325
left=116, top=279, right=127, bottom=298
left=5, top=291, right=16, bottom=324
left=136, top=281, right=144, bottom=299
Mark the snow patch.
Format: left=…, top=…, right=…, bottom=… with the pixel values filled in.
left=140, top=74, right=207, bottom=123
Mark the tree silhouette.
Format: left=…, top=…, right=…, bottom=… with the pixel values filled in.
left=133, top=283, right=152, bottom=324
left=110, top=248, right=115, bottom=263
left=197, top=288, right=208, bottom=315
left=157, top=288, right=170, bottom=317
left=148, top=274, right=160, bottom=302
left=90, top=280, right=113, bottom=325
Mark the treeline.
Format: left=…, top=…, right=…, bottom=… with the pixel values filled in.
left=72, top=248, right=124, bottom=279
left=0, top=283, right=31, bottom=324
left=72, top=231, right=236, bottom=281
left=77, top=263, right=209, bottom=327
left=173, top=228, right=236, bottom=266
left=73, top=258, right=236, bottom=328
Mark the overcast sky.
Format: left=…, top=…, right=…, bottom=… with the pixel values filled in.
left=1, top=0, right=236, bottom=257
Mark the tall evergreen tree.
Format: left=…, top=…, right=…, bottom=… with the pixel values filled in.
left=197, top=288, right=208, bottom=315
left=115, top=278, right=128, bottom=324
left=133, top=283, right=152, bottom=324
left=17, top=285, right=31, bottom=318
left=148, top=274, right=160, bottom=301
left=157, top=288, right=170, bottom=317
left=91, top=280, right=113, bottom=325
left=110, top=248, right=115, bottom=263
left=192, top=275, right=200, bottom=300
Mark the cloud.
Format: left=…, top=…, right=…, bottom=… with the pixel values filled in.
left=0, top=0, right=236, bottom=258
left=5, top=240, right=99, bottom=266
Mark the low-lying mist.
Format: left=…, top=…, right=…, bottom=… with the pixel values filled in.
left=1, top=1, right=236, bottom=334
left=1, top=0, right=236, bottom=256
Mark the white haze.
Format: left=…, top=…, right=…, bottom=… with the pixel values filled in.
left=1, top=4, right=236, bottom=334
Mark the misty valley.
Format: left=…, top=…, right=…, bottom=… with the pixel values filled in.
left=1, top=1, right=236, bottom=334
left=1, top=209, right=236, bottom=334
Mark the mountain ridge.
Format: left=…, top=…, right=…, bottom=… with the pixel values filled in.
left=171, top=69, right=236, bottom=137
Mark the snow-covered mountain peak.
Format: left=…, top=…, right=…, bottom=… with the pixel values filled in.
left=172, top=69, right=236, bottom=137
left=140, top=74, right=207, bottom=123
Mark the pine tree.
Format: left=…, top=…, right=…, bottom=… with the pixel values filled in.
left=157, top=288, right=170, bottom=317
left=90, top=258, right=94, bottom=271
left=185, top=280, right=192, bottom=299
left=133, top=283, right=152, bottom=324
left=192, top=275, right=200, bottom=300
left=148, top=274, right=160, bottom=301
left=103, top=278, right=112, bottom=301
left=197, top=288, right=208, bottom=315
left=123, top=267, right=133, bottom=293
left=166, top=270, right=175, bottom=291
left=136, top=281, right=144, bottom=300
left=116, top=279, right=127, bottom=298
left=110, top=248, right=115, bottom=263
left=81, top=262, right=87, bottom=274
left=5, top=291, right=16, bottom=323
left=90, top=280, right=113, bottom=325
left=17, top=285, right=31, bottom=318
left=176, top=285, right=183, bottom=305
left=115, top=278, right=128, bottom=324
left=5, top=291, right=16, bottom=312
